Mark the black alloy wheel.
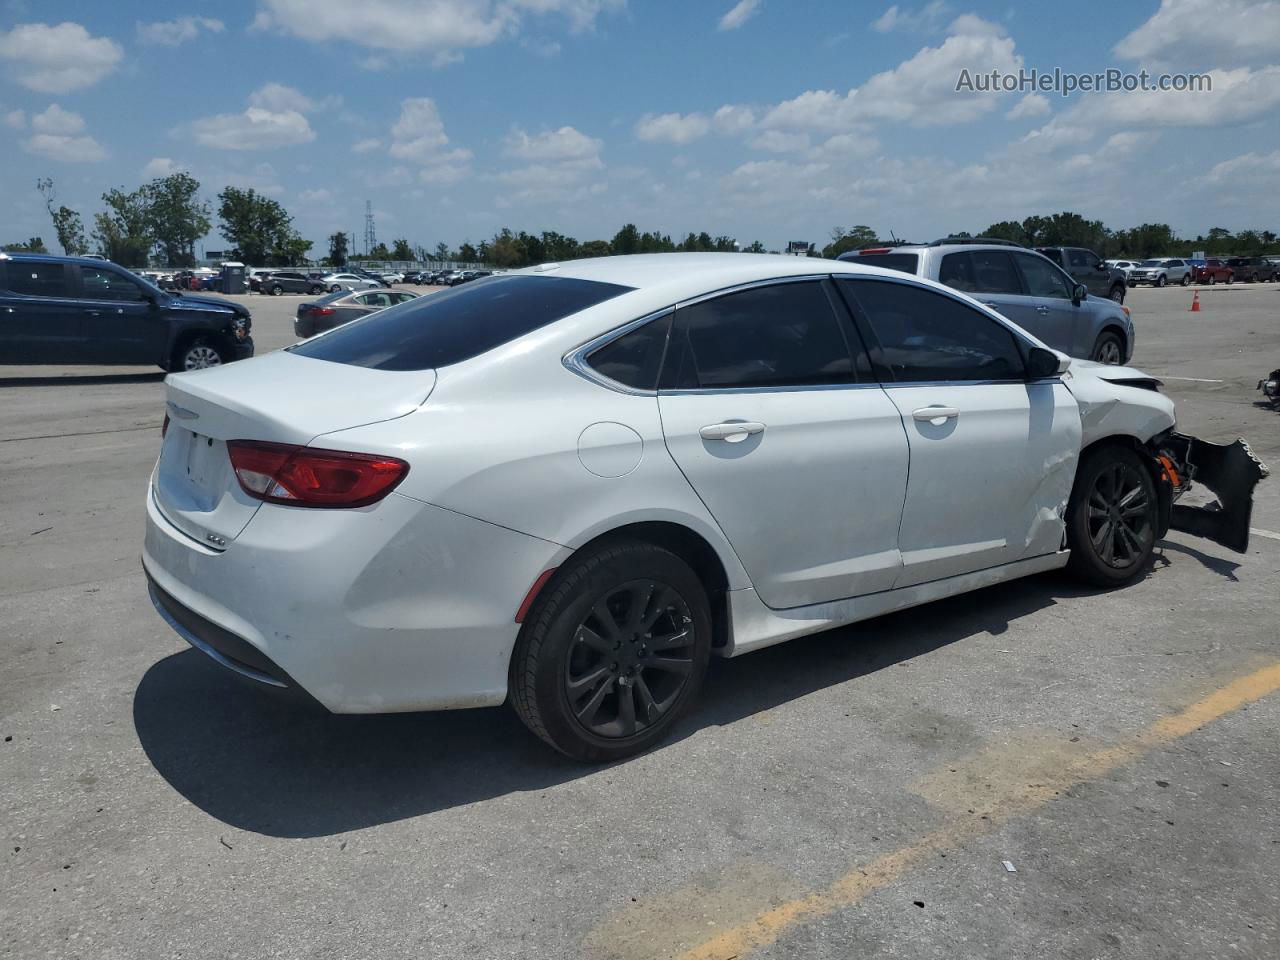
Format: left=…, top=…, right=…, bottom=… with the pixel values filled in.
left=1066, top=446, right=1157, bottom=587
left=564, top=579, right=697, bottom=740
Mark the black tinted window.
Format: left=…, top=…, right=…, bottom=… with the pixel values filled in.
left=662, top=281, right=855, bottom=390
left=1039, top=248, right=1064, bottom=265
left=1067, top=249, right=1094, bottom=268
left=969, top=250, right=1021, bottom=294
left=1014, top=253, right=1071, bottom=299
left=842, top=253, right=919, bottom=274
left=840, top=279, right=1026, bottom=383
left=586, top=313, right=672, bottom=390
left=291, top=275, right=632, bottom=370
left=5, top=260, right=69, bottom=298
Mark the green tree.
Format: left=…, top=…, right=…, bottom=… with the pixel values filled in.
left=327, top=231, right=349, bottom=266
left=143, top=172, right=210, bottom=267
left=367, top=241, right=391, bottom=260
left=579, top=239, right=611, bottom=258
left=980, top=220, right=1029, bottom=245
left=217, top=187, right=308, bottom=265
left=745, top=240, right=766, bottom=253
left=391, top=237, right=413, bottom=261
left=457, top=241, right=479, bottom=262
left=93, top=186, right=152, bottom=265
left=822, top=225, right=878, bottom=258
left=37, top=178, right=89, bottom=256
left=2, top=237, right=48, bottom=253
left=434, top=241, right=451, bottom=261
left=611, top=223, right=640, bottom=255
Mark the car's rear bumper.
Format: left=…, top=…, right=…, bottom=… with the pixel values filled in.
left=142, top=483, right=566, bottom=713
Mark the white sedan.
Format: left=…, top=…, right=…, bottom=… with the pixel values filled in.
left=319, top=272, right=381, bottom=292
left=143, top=254, right=1264, bottom=761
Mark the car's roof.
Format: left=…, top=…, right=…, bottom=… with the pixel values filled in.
left=513, top=252, right=907, bottom=291
left=0, top=251, right=119, bottom=264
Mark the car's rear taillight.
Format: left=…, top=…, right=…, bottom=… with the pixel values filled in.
left=227, top=440, right=408, bottom=508
left=310, top=306, right=335, bottom=316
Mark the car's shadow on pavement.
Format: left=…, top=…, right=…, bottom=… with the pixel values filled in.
left=0, top=372, right=165, bottom=388
left=132, top=573, right=1099, bottom=838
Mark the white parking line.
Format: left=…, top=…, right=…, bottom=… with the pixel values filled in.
left=1161, top=376, right=1225, bottom=383
left=1251, top=527, right=1280, bottom=542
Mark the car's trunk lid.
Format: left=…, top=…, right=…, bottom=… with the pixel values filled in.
left=152, top=350, right=435, bottom=547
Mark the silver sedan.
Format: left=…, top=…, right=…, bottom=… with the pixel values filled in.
left=294, top=288, right=419, bottom=338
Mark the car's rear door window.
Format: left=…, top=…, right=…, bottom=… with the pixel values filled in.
left=839, top=278, right=1026, bottom=383
left=5, top=260, right=71, bottom=298
left=585, top=313, right=672, bottom=390
left=291, top=274, right=632, bottom=370
left=968, top=250, right=1022, bottom=294
left=661, top=281, right=857, bottom=390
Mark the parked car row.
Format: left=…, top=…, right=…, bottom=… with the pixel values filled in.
left=1104, top=255, right=1280, bottom=287
left=1189, top=256, right=1278, bottom=285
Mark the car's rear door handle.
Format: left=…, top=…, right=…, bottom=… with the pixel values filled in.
left=1036, top=305, right=1050, bottom=314
left=699, top=421, right=765, bottom=443
left=912, top=406, right=959, bottom=425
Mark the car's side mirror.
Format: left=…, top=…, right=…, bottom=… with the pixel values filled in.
left=1027, top=346, right=1069, bottom=379
left=1071, top=282, right=1088, bottom=305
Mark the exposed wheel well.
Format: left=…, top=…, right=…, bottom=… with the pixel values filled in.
left=1078, top=434, right=1172, bottom=537
left=572, top=522, right=732, bottom=649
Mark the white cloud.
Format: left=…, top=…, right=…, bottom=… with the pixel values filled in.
left=1206, top=148, right=1280, bottom=182
left=0, top=21, right=123, bottom=93
left=634, top=111, right=710, bottom=144
left=352, top=138, right=383, bottom=154
left=718, top=0, right=761, bottom=31
left=190, top=83, right=322, bottom=150
left=142, top=157, right=185, bottom=177
left=388, top=97, right=473, bottom=180
left=4, top=108, right=25, bottom=128
left=1066, top=66, right=1280, bottom=129
left=759, top=15, right=1021, bottom=130
left=136, top=16, right=225, bottom=46
left=505, top=125, right=602, bottom=161
left=749, top=130, right=809, bottom=153
left=712, top=104, right=757, bottom=134
left=1007, top=93, right=1050, bottom=119
left=871, top=1, right=950, bottom=33
left=248, top=82, right=320, bottom=113
left=297, top=187, right=333, bottom=204
left=1115, top=0, right=1280, bottom=70
left=194, top=108, right=315, bottom=150
left=31, top=104, right=84, bottom=134
left=23, top=109, right=107, bottom=163
left=251, top=0, right=623, bottom=56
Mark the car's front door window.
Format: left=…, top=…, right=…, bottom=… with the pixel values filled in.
left=1013, top=253, right=1072, bottom=300
left=80, top=266, right=148, bottom=301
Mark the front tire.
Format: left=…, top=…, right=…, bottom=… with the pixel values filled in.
left=1209, top=273, right=1217, bottom=285
left=269, top=284, right=283, bottom=296
left=1108, top=283, right=1126, bottom=303
left=309, top=285, right=324, bottom=295
left=510, top=541, right=712, bottom=762
left=1090, top=330, right=1125, bottom=365
left=329, top=284, right=342, bottom=293
left=172, top=337, right=228, bottom=372
left=1066, top=446, right=1157, bottom=587
left=1155, top=274, right=1166, bottom=287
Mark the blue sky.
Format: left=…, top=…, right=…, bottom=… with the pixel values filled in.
left=2, top=0, right=1279, bottom=256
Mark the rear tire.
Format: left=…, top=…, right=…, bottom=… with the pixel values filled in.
left=1179, top=272, right=1190, bottom=286
left=269, top=284, right=283, bottom=296
left=309, top=285, right=323, bottom=295
left=510, top=540, right=712, bottom=763
left=1066, top=445, right=1158, bottom=587
left=1090, top=330, right=1125, bottom=365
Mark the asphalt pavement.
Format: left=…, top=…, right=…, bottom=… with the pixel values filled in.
left=2, top=281, right=1278, bottom=959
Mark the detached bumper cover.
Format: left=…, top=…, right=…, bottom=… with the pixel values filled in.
left=1163, top=433, right=1269, bottom=553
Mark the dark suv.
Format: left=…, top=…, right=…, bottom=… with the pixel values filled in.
left=0, top=253, right=253, bottom=370
left=262, top=271, right=326, bottom=296
left=1035, top=247, right=1128, bottom=303
left=1226, top=257, right=1277, bottom=283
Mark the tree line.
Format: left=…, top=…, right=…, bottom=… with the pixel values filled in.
left=822, top=213, right=1280, bottom=260
left=12, top=178, right=1280, bottom=269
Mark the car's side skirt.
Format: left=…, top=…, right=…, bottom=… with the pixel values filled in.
left=723, top=551, right=1070, bottom=657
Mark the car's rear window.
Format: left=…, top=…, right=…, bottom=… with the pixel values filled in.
left=845, top=253, right=919, bottom=274
left=290, top=274, right=633, bottom=370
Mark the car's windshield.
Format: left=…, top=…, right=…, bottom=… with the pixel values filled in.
left=1139, top=260, right=1161, bottom=266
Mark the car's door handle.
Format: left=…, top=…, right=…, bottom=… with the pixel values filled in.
left=699, top=421, right=765, bottom=442
left=912, top=406, right=959, bottom=424
left=1036, top=305, right=1050, bottom=314
left=86, top=310, right=101, bottom=317
left=981, top=301, right=999, bottom=308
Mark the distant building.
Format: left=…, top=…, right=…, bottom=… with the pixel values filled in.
left=785, top=241, right=812, bottom=256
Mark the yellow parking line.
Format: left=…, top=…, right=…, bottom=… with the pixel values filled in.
left=674, top=662, right=1280, bottom=960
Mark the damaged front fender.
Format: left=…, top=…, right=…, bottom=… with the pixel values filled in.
left=1155, top=433, right=1269, bottom=553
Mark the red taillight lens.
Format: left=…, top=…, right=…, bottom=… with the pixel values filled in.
left=227, top=440, right=409, bottom=508
left=310, top=306, right=335, bottom=316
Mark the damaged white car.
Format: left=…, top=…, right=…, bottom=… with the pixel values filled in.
left=142, top=255, right=1267, bottom=761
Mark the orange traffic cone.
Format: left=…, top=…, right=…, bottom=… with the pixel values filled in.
left=1190, top=291, right=1200, bottom=312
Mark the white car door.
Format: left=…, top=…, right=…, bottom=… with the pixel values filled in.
left=657, top=278, right=911, bottom=609
left=836, top=277, right=1081, bottom=588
